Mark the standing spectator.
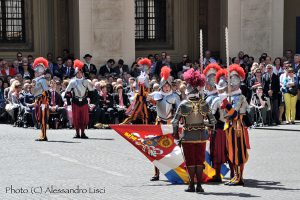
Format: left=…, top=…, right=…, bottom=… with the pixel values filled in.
left=203, top=50, right=216, bottom=67
left=62, top=49, right=70, bottom=62
left=164, top=55, right=177, bottom=79
left=53, top=56, right=65, bottom=80
left=16, top=52, right=23, bottom=70
left=99, top=59, right=115, bottom=76
left=265, top=56, right=272, bottom=65
left=292, top=54, right=300, bottom=73
left=282, top=67, right=298, bottom=124
left=249, top=67, right=263, bottom=93
left=285, top=50, right=294, bottom=64
left=12, top=60, right=20, bottom=74
left=63, top=59, right=75, bottom=79
left=231, top=57, right=240, bottom=65
left=114, top=59, right=129, bottom=77
left=273, top=57, right=283, bottom=75
left=1, top=60, right=16, bottom=77
left=262, top=64, right=280, bottom=125
left=177, top=55, right=190, bottom=73
left=83, top=54, right=97, bottom=79
left=27, top=55, right=34, bottom=68
left=154, top=52, right=167, bottom=78
left=47, top=53, right=57, bottom=75
left=238, top=51, right=245, bottom=65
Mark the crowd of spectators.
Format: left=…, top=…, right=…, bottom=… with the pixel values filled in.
left=0, top=49, right=299, bottom=129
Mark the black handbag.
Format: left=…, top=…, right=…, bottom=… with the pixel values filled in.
left=288, top=87, right=298, bottom=96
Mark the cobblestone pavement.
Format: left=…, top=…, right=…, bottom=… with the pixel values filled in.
left=0, top=124, right=299, bottom=200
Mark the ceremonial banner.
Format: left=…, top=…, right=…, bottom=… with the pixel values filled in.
left=110, top=124, right=229, bottom=184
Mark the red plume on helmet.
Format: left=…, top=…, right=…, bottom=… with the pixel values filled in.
left=203, top=63, right=221, bottom=76
left=137, top=58, right=152, bottom=68
left=160, top=66, right=171, bottom=80
left=229, top=64, right=246, bottom=80
left=215, top=69, right=228, bottom=84
left=74, top=59, right=84, bottom=71
left=33, top=57, right=48, bottom=69
left=183, top=68, right=206, bottom=88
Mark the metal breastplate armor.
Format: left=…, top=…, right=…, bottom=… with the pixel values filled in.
left=205, top=92, right=218, bottom=107
left=172, top=98, right=217, bottom=142
left=155, top=92, right=181, bottom=121
left=34, top=77, right=49, bottom=98
left=230, top=93, right=248, bottom=114
left=66, top=78, right=93, bottom=105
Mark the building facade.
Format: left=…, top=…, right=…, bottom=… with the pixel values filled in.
left=0, top=0, right=299, bottom=66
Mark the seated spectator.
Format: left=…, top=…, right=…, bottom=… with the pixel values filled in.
left=99, top=59, right=115, bottom=76
left=0, top=78, right=6, bottom=121
left=114, top=59, right=129, bottom=76
left=5, top=80, right=24, bottom=126
left=53, top=56, right=65, bottom=80
left=1, top=60, right=16, bottom=77
left=20, top=58, right=34, bottom=80
left=113, top=84, right=130, bottom=123
left=20, top=83, right=35, bottom=128
left=61, top=79, right=73, bottom=128
left=48, top=80, right=68, bottom=129
left=63, top=59, right=75, bottom=79
left=282, top=67, right=298, bottom=124
left=250, top=86, right=270, bottom=126
left=99, top=81, right=115, bottom=124
left=130, top=62, right=140, bottom=78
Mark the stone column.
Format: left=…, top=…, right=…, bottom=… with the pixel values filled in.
left=227, top=0, right=284, bottom=60
left=77, top=0, right=135, bottom=68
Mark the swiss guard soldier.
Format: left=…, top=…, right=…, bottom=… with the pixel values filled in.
left=172, top=68, right=217, bottom=193
left=203, top=63, right=221, bottom=106
left=210, top=69, right=231, bottom=182
left=33, top=57, right=50, bottom=141
left=221, top=64, right=249, bottom=186
left=65, top=59, right=96, bottom=139
left=149, top=66, right=181, bottom=181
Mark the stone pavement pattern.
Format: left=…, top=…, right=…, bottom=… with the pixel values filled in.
left=0, top=124, right=299, bottom=200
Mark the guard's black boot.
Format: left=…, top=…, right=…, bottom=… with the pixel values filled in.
left=185, top=183, right=195, bottom=192
left=196, top=183, right=204, bottom=193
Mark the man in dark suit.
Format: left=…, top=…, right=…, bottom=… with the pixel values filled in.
left=63, top=59, right=75, bottom=79
left=262, top=64, right=280, bottom=125
left=83, top=54, right=97, bottom=79
left=113, top=59, right=129, bottom=76
left=48, top=80, right=68, bottom=128
left=47, top=52, right=57, bottom=75
left=155, top=55, right=177, bottom=79
left=292, top=54, right=300, bottom=73
left=99, top=59, right=115, bottom=76
left=53, top=56, right=65, bottom=80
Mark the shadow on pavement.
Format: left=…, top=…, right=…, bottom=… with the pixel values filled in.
left=202, top=192, right=260, bottom=198
left=87, top=138, right=115, bottom=140
left=245, top=179, right=300, bottom=191
left=46, top=140, right=81, bottom=143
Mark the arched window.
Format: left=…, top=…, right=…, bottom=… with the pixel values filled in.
left=0, top=0, right=25, bottom=42
left=135, top=0, right=166, bottom=41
